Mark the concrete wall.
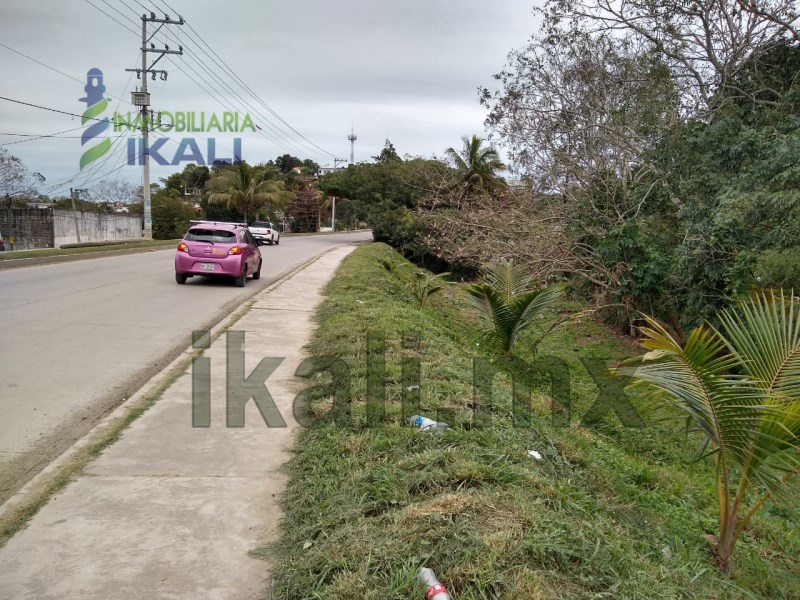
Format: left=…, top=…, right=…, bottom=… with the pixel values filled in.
left=0, top=208, right=142, bottom=249
left=53, top=209, right=142, bottom=247
left=0, top=208, right=53, bottom=250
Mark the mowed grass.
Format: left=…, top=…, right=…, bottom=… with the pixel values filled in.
left=0, top=239, right=177, bottom=261
left=262, top=243, right=800, bottom=599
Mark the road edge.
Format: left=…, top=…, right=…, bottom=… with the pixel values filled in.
left=0, top=245, right=175, bottom=270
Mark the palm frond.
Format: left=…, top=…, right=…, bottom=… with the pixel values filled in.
left=480, top=259, right=535, bottom=298
left=465, top=277, right=561, bottom=356
left=622, top=317, right=765, bottom=467
left=719, top=289, right=800, bottom=401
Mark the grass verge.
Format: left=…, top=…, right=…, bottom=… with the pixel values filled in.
left=265, top=243, right=800, bottom=599
left=0, top=239, right=178, bottom=261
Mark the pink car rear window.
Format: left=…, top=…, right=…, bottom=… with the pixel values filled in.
left=185, top=228, right=237, bottom=243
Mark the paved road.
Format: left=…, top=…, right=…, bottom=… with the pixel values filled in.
left=0, top=231, right=371, bottom=502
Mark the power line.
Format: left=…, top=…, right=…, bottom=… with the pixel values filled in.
left=100, top=0, right=141, bottom=29
left=186, top=24, right=336, bottom=158
left=164, top=53, right=318, bottom=160
left=154, top=0, right=336, bottom=159
left=0, top=43, right=84, bottom=86
left=81, top=0, right=139, bottom=36
left=179, top=45, right=321, bottom=159
left=176, top=41, right=325, bottom=158
left=35, top=54, right=143, bottom=195
left=0, top=127, right=126, bottom=147
left=130, top=0, right=153, bottom=14
left=117, top=1, right=334, bottom=161
left=43, top=133, right=131, bottom=195
left=0, top=42, right=136, bottom=109
left=124, top=1, right=318, bottom=158
left=0, top=95, right=114, bottom=123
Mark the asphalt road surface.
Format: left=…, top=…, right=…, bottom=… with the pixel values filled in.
left=0, top=231, right=372, bottom=502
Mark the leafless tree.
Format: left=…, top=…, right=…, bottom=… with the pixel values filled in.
left=0, top=148, right=45, bottom=198
left=86, top=179, right=142, bottom=204
left=542, top=0, right=800, bottom=114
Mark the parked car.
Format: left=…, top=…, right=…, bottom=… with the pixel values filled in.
left=174, top=221, right=262, bottom=287
left=248, top=221, right=280, bottom=245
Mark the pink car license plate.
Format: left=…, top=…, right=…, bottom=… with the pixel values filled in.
left=200, top=263, right=215, bottom=271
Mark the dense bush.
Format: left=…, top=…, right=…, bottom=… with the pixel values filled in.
left=152, top=191, right=196, bottom=240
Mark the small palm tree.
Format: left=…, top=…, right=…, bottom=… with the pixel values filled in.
left=445, top=134, right=506, bottom=197
left=624, top=290, right=800, bottom=574
left=207, top=162, right=294, bottom=223
left=407, top=271, right=448, bottom=307
left=465, top=260, right=562, bottom=358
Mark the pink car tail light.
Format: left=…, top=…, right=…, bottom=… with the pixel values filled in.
left=228, top=246, right=242, bottom=255
left=178, top=242, right=189, bottom=253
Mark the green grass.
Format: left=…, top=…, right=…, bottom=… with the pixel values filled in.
left=264, top=243, right=800, bottom=599
left=0, top=239, right=178, bottom=261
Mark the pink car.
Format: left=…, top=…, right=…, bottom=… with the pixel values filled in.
left=175, top=221, right=262, bottom=287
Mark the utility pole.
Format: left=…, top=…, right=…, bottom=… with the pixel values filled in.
left=348, top=128, right=357, bottom=165
left=4, top=194, right=12, bottom=251
left=127, top=12, right=184, bottom=239
left=69, top=188, right=87, bottom=243
left=331, top=196, right=336, bottom=231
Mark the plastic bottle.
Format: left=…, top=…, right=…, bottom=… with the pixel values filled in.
left=419, top=567, right=451, bottom=600
left=407, top=415, right=448, bottom=431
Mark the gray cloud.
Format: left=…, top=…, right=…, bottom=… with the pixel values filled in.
left=1, top=0, right=538, bottom=196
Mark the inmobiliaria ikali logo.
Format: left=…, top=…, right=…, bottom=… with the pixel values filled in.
left=78, top=69, right=111, bottom=170
left=79, top=68, right=252, bottom=169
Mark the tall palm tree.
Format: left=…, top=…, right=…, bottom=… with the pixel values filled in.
left=445, top=134, right=506, bottom=197
left=623, top=291, right=800, bottom=574
left=465, top=260, right=562, bottom=358
left=207, top=162, right=294, bottom=223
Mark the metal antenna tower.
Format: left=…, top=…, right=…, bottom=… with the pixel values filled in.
left=347, top=127, right=357, bottom=164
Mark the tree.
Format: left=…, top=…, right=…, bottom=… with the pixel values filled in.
left=206, top=162, right=294, bottom=223
left=285, top=180, right=322, bottom=233
left=444, top=135, right=505, bottom=197
left=275, top=154, right=303, bottom=174
left=317, top=158, right=455, bottom=260
left=152, top=188, right=196, bottom=240
left=477, top=32, right=682, bottom=330
left=661, top=40, right=800, bottom=326
left=160, top=164, right=210, bottom=196
left=373, top=140, right=402, bottom=164
left=86, top=180, right=142, bottom=204
left=625, top=290, right=800, bottom=574
left=0, top=148, right=45, bottom=198
left=301, top=159, right=320, bottom=176
left=542, top=0, right=800, bottom=115
left=180, top=163, right=210, bottom=196
left=465, top=260, right=563, bottom=358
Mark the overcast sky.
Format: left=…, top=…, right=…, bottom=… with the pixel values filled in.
left=0, top=0, right=539, bottom=197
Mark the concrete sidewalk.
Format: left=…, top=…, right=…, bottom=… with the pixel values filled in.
left=0, top=245, right=356, bottom=599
